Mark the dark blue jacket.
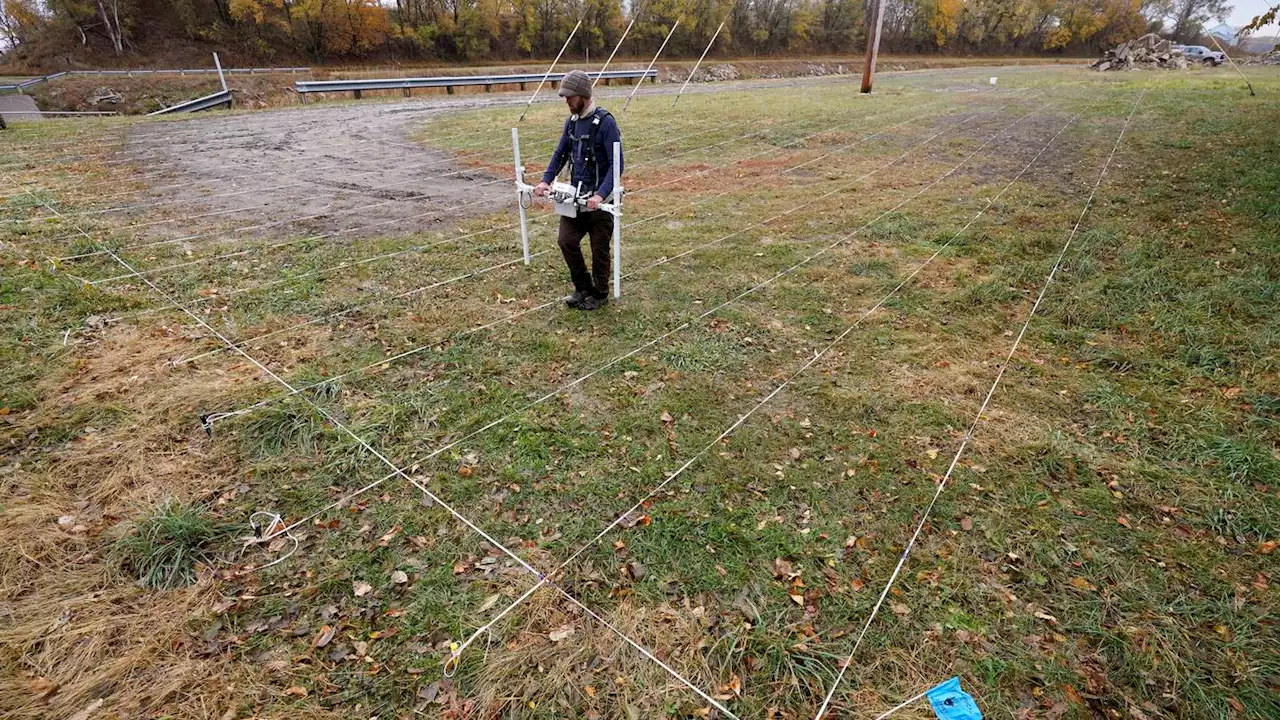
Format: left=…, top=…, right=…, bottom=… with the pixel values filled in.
left=542, top=106, right=624, bottom=200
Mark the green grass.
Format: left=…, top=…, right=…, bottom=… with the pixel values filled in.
left=110, top=500, right=236, bottom=590
left=2, top=66, right=1279, bottom=719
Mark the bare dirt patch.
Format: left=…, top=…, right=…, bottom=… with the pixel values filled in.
left=117, top=102, right=512, bottom=242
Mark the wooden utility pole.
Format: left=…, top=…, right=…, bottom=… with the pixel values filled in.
left=860, top=0, right=887, bottom=93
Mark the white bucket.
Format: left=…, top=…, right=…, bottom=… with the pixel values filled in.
left=989, top=77, right=998, bottom=85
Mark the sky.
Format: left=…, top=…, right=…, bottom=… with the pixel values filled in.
left=1226, top=0, right=1279, bottom=32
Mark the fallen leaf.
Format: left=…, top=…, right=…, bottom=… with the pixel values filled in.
left=353, top=580, right=373, bottom=597
left=850, top=579, right=866, bottom=592
left=772, top=557, right=795, bottom=579
left=891, top=602, right=910, bottom=617
left=418, top=681, right=441, bottom=703
left=1069, top=577, right=1097, bottom=592
left=549, top=625, right=576, bottom=643
left=1034, top=610, right=1059, bottom=625
left=29, top=677, right=57, bottom=697
left=584, top=685, right=597, bottom=698
left=377, top=525, right=401, bottom=546
left=284, top=686, right=308, bottom=697
left=627, top=560, right=646, bottom=581
left=1222, top=387, right=1242, bottom=399
left=1259, top=540, right=1278, bottom=555
left=313, top=624, right=335, bottom=648
left=1063, top=685, right=1083, bottom=705
left=960, top=517, right=973, bottom=532
left=391, top=570, right=409, bottom=585
left=479, top=594, right=502, bottom=612
left=458, top=465, right=474, bottom=478
left=1116, top=515, right=1132, bottom=529
left=660, top=410, right=674, bottom=423
left=789, top=593, right=804, bottom=606
left=1227, top=697, right=1245, bottom=713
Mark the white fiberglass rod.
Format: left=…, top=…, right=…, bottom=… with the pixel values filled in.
left=625, top=21, right=678, bottom=112
left=512, top=127, right=531, bottom=265
left=519, top=20, right=583, bottom=122
left=612, top=140, right=622, bottom=298
left=673, top=20, right=725, bottom=108
left=593, top=17, right=639, bottom=87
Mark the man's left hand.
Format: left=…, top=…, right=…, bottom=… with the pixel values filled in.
left=587, top=194, right=604, bottom=211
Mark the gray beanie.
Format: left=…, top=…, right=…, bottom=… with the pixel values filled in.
left=558, top=70, right=593, bottom=98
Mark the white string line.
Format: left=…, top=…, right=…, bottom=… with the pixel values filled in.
left=79, top=92, right=985, bottom=318
left=26, top=189, right=740, bottom=720
left=175, top=250, right=554, bottom=365
left=74, top=88, right=977, bottom=283
left=71, top=91, right=916, bottom=279
left=36, top=89, right=797, bottom=230
left=10, top=123, right=488, bottom=210
left=2, top=65, right=918, bottom=160
left=448, top=97, right=1084, bottom=662
left=155, top=91, right=990, bottom=356
left=11, top=70, right=893, bottom=209
left=31, top=66, right=1001, bottom=218
left=10, top=88, right=670, bottom=210
left=227, top=95, right=1030, bottom=547
left=868, top=687, right=931, bottom=720
left=2, top=104, right=532, bottom=175
left=223, top=97, right=1039, bottom=710
left=49, top=85, right=901, bottom=261
left=204, top=95, right=1024, bottom=429
left=812, top=88, right=1146, bottom=720
left=2, top=70, right=986, bottom=182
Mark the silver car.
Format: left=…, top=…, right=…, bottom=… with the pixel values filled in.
left=1176, top=45, right=1227, bottom=65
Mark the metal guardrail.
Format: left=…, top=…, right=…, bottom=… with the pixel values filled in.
left=294, top=68, right=658, bottom=99
left=68, top=67, right=309, bottom=76
left=0, top=67, right=310, bottom=94
left=148, top=89, right=233, bottom=116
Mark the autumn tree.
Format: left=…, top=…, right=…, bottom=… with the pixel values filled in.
left=0, top=0, right=44, bottom=48
left=1166, top=0, right=1231, bottom=41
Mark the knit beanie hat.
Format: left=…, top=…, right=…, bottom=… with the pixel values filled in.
left=558, top=70, right=593, bottom=98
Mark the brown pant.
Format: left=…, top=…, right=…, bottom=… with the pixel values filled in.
left=557, top=211, right=613, bottom=297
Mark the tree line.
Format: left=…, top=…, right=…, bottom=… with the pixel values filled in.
left=0, top=0, right=1252, bottom=67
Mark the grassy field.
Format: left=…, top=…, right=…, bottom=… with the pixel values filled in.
left=1, top=66, right=1278, bottom=719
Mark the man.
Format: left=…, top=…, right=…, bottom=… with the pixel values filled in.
left=534, top=69, right=624, bottom=311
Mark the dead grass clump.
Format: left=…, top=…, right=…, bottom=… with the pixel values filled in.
left=0, top=323, right=272, bottom=718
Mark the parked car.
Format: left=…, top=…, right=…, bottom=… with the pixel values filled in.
left=1178, top=45, right=1227, bottom=65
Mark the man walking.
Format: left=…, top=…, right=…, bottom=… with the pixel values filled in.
left=533, top=69, right=624, bottom=311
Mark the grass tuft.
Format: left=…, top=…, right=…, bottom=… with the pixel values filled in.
left=110, top=500, right=235, bottom=590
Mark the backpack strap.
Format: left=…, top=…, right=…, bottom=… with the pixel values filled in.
left=587, top=108, right=613, bottom=191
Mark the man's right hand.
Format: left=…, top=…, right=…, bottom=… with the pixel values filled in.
left=533, top=182, right=550, bottom=197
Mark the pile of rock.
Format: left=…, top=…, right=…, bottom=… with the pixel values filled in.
left=1245, top=49, right=1280, bottom=65
left=1092, top=33, right=1188, bottom=71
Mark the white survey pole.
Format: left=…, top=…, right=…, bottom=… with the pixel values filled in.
left=624, top=21, right=678, bottom=112
left=674, top=20, right=724, bottom=108
left=213, top=52, right=228, bottom=92
left=519, top=21, right=582, bottom=122
left=511, top=127, right=531, bottom=265
left=611, top=140, right=622, bottom=298
left=593, top=17, right=639, bottom=88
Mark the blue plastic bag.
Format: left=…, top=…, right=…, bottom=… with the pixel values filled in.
left=925, top=677, right=982, bottom=720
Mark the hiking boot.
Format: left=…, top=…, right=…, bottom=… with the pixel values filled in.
left=564, top=290, right=588, bottom=308
left=579, top=293, right=608, bottom=311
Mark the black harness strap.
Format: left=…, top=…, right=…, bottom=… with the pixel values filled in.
left=560, top=108, right=613, bottom=195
